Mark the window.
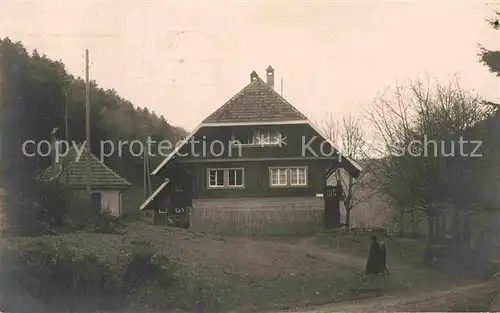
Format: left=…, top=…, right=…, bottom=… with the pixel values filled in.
left=270, top=167, right=308, bottom=187
left=230, top=130, right=282, bottom=146
left=253, top=131, right=281, bottom=146
left=208, top=169, right=225, bottom=188
left=270, top=168, right=288, bottom=186
left=290, top=167, right=307, bottom=186
left=208, top=168, right=245, bottom=188
left=228, top=169, right=244, bottom=187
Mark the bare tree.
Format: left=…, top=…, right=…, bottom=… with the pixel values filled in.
left=319, top=113, right=375, bottom=228
left=367, top=76, right=496, bottom=262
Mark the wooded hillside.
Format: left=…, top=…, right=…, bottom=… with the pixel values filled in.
left=0, top=37, right=186, bottom=189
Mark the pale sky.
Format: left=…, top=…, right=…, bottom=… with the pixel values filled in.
left=1, top=0, right=499, bottom=132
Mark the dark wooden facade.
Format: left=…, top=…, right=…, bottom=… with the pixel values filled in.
left=141, top=68, right=361, bottom=230
left=177, top=124, right=334, bottom=160
left=174, top=124, right=341, bottom=199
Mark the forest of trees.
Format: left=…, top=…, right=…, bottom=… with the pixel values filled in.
left=1, top=37, right=186, bottom=187
left=0, top=37, right=186, bottom=234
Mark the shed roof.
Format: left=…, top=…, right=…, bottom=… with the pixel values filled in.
left=39, top=145, right=131, bottom=189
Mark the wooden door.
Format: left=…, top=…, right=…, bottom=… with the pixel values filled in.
left=324, top=186, right=341, bottom=229
left=91, top=192, right=102, bottom=211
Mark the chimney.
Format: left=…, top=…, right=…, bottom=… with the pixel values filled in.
left=250, top=70, right=258, bottom=82
left=266, top=65, right=274, bottom=88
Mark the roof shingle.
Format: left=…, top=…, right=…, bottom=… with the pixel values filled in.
left=203, top=74, right=308, bottom=123
left=39, top=146, right=131, bottom=189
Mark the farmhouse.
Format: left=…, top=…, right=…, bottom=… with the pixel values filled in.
left=140, top=66, right=362, bottom=228
left=39, top=140, right=131, bottom=216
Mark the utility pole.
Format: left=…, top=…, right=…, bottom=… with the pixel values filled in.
left=146, top=151, right=152, bottom=196
left=0, top=42, right=7, bottom=211
left=0, top=44, right=4, bottom=179
left=143, top=150, right=147, bottom=200
left=143, top=137, right=152, bottom=200
left=65, top=86, right=69, bottom=141
left=85, top=49, right=91, bottom=200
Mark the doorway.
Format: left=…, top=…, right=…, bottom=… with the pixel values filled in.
left=324, top=185, right=341, bottom=229
left=91, top=192, right=102, bottom=211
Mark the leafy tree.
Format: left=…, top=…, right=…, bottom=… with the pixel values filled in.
left=479, top=12, right=500, bottom=76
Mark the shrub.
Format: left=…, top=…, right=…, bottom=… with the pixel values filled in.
left=84, top=210, right=125, bottom=234
left=123, top=242, right=176, bottom=290
left=0, top=237, right=177, bottom=310
left=3, top=179, right=125, bottom=236
left=3, top=193, right=52, bottom=236
left=3, top=180, right=85, bottom=236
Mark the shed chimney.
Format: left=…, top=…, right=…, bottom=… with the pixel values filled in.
left=266, top=65, right=274, bottom=88
left=250, top=71, right=258, bottom=82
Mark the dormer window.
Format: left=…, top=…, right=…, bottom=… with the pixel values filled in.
left=230, top=129, right=282, bottom=147
left=253, top=131, right=281, bottom=146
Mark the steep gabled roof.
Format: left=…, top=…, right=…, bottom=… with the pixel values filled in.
left=203, top=75, right=307, bottom=124
left=39, top=145, right=131, bottom=189
left=151, top=69, right=363, bottom=179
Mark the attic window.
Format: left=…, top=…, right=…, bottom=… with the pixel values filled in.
left=230, top=130, right=282, bottom=146
left=253, top=130, right=281, bottom=146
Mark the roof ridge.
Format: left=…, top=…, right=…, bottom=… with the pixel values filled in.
left=254, top=76, right=307, bottom=119
left=38, top=143, right=131, bottom=188
left=88, top=152, right=131, bottom=186
left=203, top=76, right=261, bottom=123
left=203, top=73, right=308, bottom=124
left=72, top=145, right=131, bottom=186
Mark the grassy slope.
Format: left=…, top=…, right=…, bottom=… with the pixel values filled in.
left=312, top=231, right=474, bottom=294
left=122, top=223, right=370, bottom=312
left=0, top=223, right=368, bottom=313
left=3, top=223, right=488, bottom=313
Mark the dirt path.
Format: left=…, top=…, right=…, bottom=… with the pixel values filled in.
left=278, top=282, right=497, bottom=312
left=286, top=237, right=366, bottom=270
left=274, top=237, right=499, bottom=312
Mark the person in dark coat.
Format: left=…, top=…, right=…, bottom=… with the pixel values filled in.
left=366, top=235, right=381, bottom=275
